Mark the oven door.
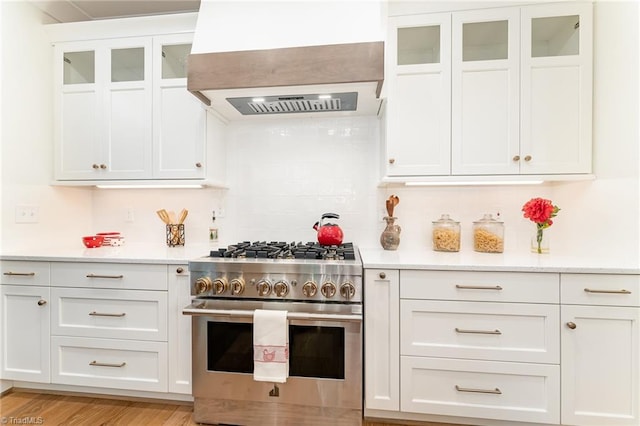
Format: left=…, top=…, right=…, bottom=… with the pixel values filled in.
left=184, top=300, right=362, bottom=413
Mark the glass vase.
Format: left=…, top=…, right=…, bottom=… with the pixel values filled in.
left=531, top=226, right=550, bottom=254
left=380, top=217, right=401, bottom=250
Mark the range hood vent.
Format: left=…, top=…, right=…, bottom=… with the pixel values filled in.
left=228, top=93, right=357, bottom=116
left=187, top=42, right=384, bottom=120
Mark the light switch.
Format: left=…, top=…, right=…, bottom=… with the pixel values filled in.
left=15, top=205, right=39, bottom=223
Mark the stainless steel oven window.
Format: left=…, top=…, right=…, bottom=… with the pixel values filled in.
left=206, top=321, right=346, bottom=379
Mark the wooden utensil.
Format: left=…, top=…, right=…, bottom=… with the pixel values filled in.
left=178, top=209, right=188, bottom=224
left=168, top=211, right=177, bottom=224
left=156, top=209, right=171, bottom=224
left=387, top=195, right=400, bottom=217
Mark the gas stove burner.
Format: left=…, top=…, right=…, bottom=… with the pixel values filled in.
left=209, top=241, right=356, bottom=261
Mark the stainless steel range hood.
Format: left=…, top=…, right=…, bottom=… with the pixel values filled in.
left=187, top=0, right=385, bottom=121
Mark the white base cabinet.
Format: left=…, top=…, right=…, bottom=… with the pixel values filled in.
left=1, top=285, right=50, bottom=383
left=1, top=259, right=186, bottom=399
left=364, top=269, right=400, bottom=411
left=401, top=356, right=560, bottom=424
left=560, top=274, right=640, bottom=426
left=167, top=264, right=192, bottom=394
left=51, top=336, right=167, bottom=392
left=364, top=268, right=640, bottom=426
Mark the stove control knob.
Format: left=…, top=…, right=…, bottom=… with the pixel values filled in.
left=274, top=280, right=289, bottom=297
left=195, top=277, right=213, bottom=294
left=340, top=281, right=356, bottom=300
left=256, top=279, right=272, bottom=297
left=230, top=277, right=245, bottom=295
left=213, top=277, right=229, bottom=294
left=302, top=281, right=317, bottom=297
left=321, top=281, right=337, bottom=298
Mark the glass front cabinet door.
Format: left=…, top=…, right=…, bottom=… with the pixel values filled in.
left=385, top=13, right=452, bottom=177
left=152, top=34, right=206, bottom=179
left=520, top=2, right=593, bottom=174
left=54, top=38, right=152, bottom=180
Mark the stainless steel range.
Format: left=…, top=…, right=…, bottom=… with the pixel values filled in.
left=184, top=241, right=363, bottom=426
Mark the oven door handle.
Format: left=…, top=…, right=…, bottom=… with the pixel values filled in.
left=182, top=304, right=362, bottom=323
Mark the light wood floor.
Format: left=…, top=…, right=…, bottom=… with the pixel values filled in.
left=0, top=390, right=462, bottom=426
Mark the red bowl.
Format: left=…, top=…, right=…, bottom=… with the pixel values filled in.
left=82, top=235, right=104, bottom=248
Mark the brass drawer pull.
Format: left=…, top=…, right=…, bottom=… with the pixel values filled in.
left=89, top=311, right=126, bottom=317
left=584, top=288, right=631, bottom=294
left=3, top=271, right=36, bottom=276
left=86, top=274, right=124, bottom=279
left=455, top=385, right=502, bottom=394
left=379, top=272, right=386, bottom=279
left=455, top=327, right=502, bottom=335
left=455, top=285, right=503, bottom=291
left=89, top=361, right=126, bottom=368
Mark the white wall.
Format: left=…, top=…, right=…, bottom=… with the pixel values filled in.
left=1, top=1, right=92, bottom=252
left=2, top=1, right=638, bottom=265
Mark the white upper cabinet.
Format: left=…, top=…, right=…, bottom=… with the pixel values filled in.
left=55, top=37, right=153, bottom=180
left=385, top=13, right=451, bottom=176
left=383, top=2, right=593, bottom=181
left=53, top=31, right=208, bottom=183
left=153, top=34, right=206, bottom=179
left=451, top=8, right=520, bottom=175
left=520, top=2, right=593, bottom=174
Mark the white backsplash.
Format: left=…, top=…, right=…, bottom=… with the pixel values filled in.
left=89, top=114, right=639, bottom=263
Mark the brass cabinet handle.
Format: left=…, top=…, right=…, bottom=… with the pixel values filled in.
left=455, top=327, right=502, bottom=335
left=89, top=311, right=126, bottom=317
left=37, top=299, right=47, bottom=306
left=379, top=272, right=386, bottom=279
left=513, top=155, right=520, bottom=161
left=86, top=274, right=124, bottom=279
left=92, top=164, right=100, bottom=169
left=100, top=164, right=107, bottom=169
left=388, top=158, right=395, bottom=164
left=455, top=385, right=502, bottom=395
left=524, top=155, right=532, bottom=161
left=3, top=271, right=35, bottom=276
left=89, top=361, right=126, bottom=368
left=455, top=285, right=503, bottom=291
left=567, top=322, right=577, bottom=329
left=176, top=267, right=184, bottom=274
left=195, top=162, right=202, bottom=168
left=584, top=288, right=631, bottom=294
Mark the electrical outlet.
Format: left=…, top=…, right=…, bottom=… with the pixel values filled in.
left=125, top=207, right=135, bottom=222
left=15, top=205, right=39, bottom=223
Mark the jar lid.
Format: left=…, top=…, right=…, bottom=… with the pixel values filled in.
left=473, top=213, right=503, bottom=224
left=433, top=213, right=459, bottom=225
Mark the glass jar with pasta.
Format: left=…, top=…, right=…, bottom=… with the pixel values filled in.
left=432, top=214, right=460, bottom=252
left=473, top=214, right=504, bottom=253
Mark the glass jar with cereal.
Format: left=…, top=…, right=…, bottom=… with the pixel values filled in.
left=432, top=214, right=460, bottom=252
left=473, top=214, right=504, bottom=253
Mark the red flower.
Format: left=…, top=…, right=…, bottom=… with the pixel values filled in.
left=522, top=198, right=560, bottom=228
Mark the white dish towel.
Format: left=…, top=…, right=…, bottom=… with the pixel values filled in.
left=253, top=309, right=289, bottom=383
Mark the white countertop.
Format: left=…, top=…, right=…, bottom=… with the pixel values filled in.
left=358, top=247, right=640, bottom=274
left=2, top=244, right=639, bottom=274
left=0, top=243, right=218, bottom=265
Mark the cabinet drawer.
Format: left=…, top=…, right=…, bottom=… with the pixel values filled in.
left=401, top=270, right=559, bottom=303
left=51, top=262, right=167, bottom=290
left=400, top=356, right=560, bottom=424
left=561, top=274, right=640, bottom=307
left=51, top=287, right=167, bottom=341
left=51, top=336, right=167, bottom=392
left=401, top=300, right=559, bottom=364
left=1, top=261, right=50, bottom=286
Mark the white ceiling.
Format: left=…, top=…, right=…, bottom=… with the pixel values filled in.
left=29, top=0, right=201, bottom=24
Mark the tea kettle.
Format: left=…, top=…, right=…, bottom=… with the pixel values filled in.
left=313, top=213, right=344, bottom=246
